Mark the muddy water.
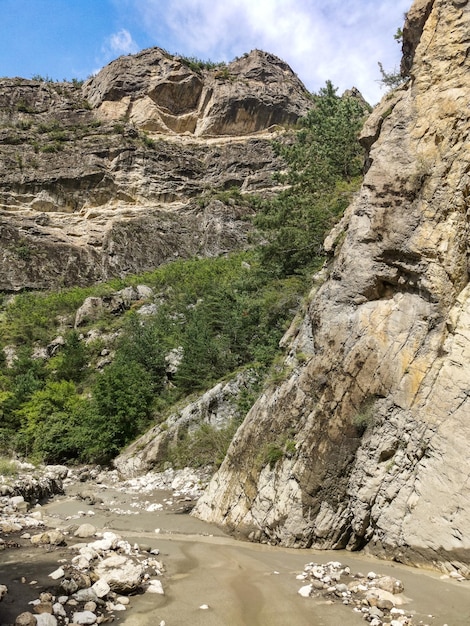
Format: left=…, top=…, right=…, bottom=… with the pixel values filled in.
left=38, top=485, right=470, bottom=626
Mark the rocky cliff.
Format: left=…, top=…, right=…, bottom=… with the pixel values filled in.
left=194, top=0, right=470, bottom=577
left=0, top=49, right=311, bottom=291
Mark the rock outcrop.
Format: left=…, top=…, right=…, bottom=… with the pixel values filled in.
left=113, top=370, right=258, bottom=477
left=194, top=0, right=470, bottom=577
left=83, top=48, right=310, bottom=137
left=0, top=50, right=311, bottom=291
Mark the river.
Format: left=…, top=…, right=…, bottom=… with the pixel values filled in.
left=1, top=474, right=470, bottom=625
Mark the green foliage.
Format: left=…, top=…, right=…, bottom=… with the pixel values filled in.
left=168, top=420, right=240, bottom=469
left=259, top=434, right=297, bottom=469
left=0, top=457, right=18, bottom=477
left=16, top=101, right=35, bottom=113
left=394, top=27, right=403, bottom=43
left=141, top=132, right=156, bottom=148
left=31, top=74, right=55, bottom=83
left=352, top=398, right=376, bottom=435
left=92, top=358, right=155, bottom=435
left=378, top=62, right=406, bottom=91
left=48, top=331, right=88, bottom=383
left=14, top=243, right=32, bottom=260
left=1, top=284, right=109, bottom=344
left=255, top=81, right=366, bottom=277
left=117, top=313, right=167, bottom=389
left=15, top=380, right=84, bottom=460
left=179, top=56, right=225, bottom=73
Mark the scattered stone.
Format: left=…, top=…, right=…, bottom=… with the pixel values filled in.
left=74, top=523, right=97, bottom=538
left=294, top=561, right=413, bottom=624
left=30, top=530, right=66, bottom=546
left=376, top=575, right=405, bottom=594
left=298, top=584, right=312, bottom=598
left=72, top=610, right=97, bottom=625
left=14, top=612, right=37, bottom=626
left=146, top=579, right=164, bottom=594
left=48, top=568, right=65, bottom=581
left=52, top=603, right=66, bottom=617
left=91, top=579, right=110, bottom=598
left=35, top=614, right=57, bottom=626
left=94, top=554, right=145, bottom=593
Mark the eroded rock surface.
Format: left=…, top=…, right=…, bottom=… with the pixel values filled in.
left=194, top=0, right=470, bottom=576
left=0, top=49, right=310, bottom=291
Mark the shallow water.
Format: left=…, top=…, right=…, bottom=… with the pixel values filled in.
left=2, top=483, right=470, bottom=626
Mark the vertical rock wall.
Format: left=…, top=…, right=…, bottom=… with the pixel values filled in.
left=194, top=0, right=470, bottom=576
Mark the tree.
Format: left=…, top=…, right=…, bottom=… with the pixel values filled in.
left=51, top=331, right=88, bottom=382
left=89, top=357, right=155, bottom=459
left=255, top=81, right=367, bottom=277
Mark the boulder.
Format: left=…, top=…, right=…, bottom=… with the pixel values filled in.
left=94, top=555, right=145, bottom=593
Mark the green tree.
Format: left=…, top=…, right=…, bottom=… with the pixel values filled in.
left=50, top=331, right=88, bottom=382
left=255, top=81, right=367, bottom=277
left=16, top=379, right=83, bottom=460
left=88, top=357, right=155, bottom=459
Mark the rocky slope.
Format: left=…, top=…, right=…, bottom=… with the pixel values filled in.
left=0, top=49, right=311, bottom=291
left=194, top=0, right=470, bottom=577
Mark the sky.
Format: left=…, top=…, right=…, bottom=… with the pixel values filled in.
left=0, top=0, right=411, bottom=105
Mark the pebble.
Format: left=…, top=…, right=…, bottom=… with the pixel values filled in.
left=146, top=580, right=164, bottom=595
left=48, top=568, right=64, bottom=581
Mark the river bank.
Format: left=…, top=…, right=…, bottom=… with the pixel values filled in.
left=1, top=466, right=470, bottom=625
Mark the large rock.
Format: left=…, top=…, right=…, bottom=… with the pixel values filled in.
left=114, top=369, right=258, bottom=476
left=93, top=555, right=145, bottom=593
left=83, top=48, right=311, bottom=137
left=194, top=0, right=470, bottom=576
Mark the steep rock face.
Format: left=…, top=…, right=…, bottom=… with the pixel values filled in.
left=194, top=0, right=470, bottom=576
left=0, top=49, right=310, bottom=291
left=83, top=48, right=311, bottom=137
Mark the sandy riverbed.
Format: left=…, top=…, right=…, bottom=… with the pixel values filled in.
left=1, top=477, right=470, bottom=626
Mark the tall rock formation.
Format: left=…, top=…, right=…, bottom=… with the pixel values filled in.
left=194, top=0, right=470, bottom=576
left=0, top=49, right=311, bottom=291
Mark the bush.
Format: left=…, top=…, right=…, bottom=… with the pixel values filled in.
left=168, top=420, right=240, bottom=469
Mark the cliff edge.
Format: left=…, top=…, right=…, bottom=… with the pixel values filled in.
left=194, top=0, right=470, bottom=576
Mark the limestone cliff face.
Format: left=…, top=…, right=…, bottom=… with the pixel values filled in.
left=0, top=50, right=311, bottom=291
left=194, top=0, right=470, bottom=576
left=83, top=48, right=310, bottom=137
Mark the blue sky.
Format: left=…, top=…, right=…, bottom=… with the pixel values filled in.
left=0, top=0, right=411, bottom=104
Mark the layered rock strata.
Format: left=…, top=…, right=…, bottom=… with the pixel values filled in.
left=195, top=0, right=470, bottom=576
left=0, top=49, right=311, bottom=291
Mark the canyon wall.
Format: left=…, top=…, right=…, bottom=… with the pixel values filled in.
left=0, top=49, right=311, bottom=290
left=195, top=0, right=470, bottom=576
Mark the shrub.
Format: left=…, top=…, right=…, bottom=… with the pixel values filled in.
left=0, top=457, right=18, bottom=477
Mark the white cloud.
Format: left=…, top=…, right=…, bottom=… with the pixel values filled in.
left=103, top=28, right=139, bottom=58
left=118, top=0, right=412, bottom=104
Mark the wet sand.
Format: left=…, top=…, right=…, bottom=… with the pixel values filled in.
left=1, top=481, right=470, bottom=626
left=38, top=486, right=470, bottom=626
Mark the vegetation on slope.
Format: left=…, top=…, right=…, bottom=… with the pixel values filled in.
left=0, top=82, right=367, bottom=466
